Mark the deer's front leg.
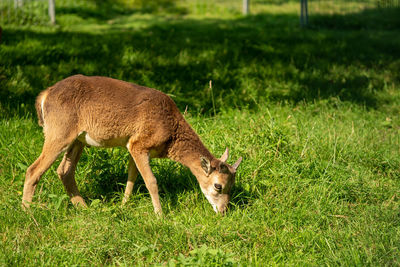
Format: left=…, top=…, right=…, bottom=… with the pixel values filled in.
left=128, top=149, right=162, bottom=215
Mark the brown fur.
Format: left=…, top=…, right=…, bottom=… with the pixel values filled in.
left=23, top=75, right=242, bottom=214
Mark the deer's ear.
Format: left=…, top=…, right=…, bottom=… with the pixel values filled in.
left=200, top=156, right=212, bottom=175
left=219, top=147, right=229, bottom=162
left=232, top=157, right=243, bottom=172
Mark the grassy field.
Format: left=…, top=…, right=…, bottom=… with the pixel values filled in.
left=1, top=0, right=400, bottom=265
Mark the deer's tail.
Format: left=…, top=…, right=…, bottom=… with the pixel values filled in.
left=35, top=90, right=48, bottom=127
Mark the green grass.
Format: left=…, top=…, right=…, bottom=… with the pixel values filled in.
left=1, top=0, right=400, bottom=265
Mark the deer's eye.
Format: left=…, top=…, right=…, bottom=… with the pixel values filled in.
left=214, top=183, right=222, bottom=192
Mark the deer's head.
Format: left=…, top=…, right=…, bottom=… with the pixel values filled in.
left=198, top=148, right=242, bottom=214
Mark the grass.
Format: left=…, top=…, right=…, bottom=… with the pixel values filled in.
left=1, top=0, right=400, bottom=265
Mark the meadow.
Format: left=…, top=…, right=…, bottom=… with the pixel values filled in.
left=0, top=0, right=400, bottom=265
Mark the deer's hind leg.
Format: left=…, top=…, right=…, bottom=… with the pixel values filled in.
left=57, top=140, right=86, bottom=207
left=23, top=130, right=79, bottom=208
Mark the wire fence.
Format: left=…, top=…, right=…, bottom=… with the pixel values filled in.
left=0, top=0, right=83, bottom=25
left=306, top=0, right=400, bottom=28
left=0, top=0, right=399, bottom=26
left=309, top=0, right=400, bottom=15
left=0, top=0, right=48, bottom=25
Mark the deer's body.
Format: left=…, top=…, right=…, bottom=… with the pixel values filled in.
left=23, top=75, right=241, bottom=214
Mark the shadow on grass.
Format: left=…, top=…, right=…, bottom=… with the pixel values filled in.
left=1, top=7, right=399, bottom=118
left=78, top=151, right=201, bottom=207
left=77, top=151, right=251, bottom=211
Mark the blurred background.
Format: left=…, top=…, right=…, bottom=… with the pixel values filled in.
left=0, top=0, right=399, bottom=116
left=1, top=0, right=399, bottom=25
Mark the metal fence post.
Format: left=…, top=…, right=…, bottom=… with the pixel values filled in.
left=300, top=0, right=308, bottom=27
left=48, top=0, right=55, bottom=24
left=243, top=0, right=249, bottom=15
left=14, top=0, right=23, bottom=8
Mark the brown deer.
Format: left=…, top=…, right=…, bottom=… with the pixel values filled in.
left=23, top=75, right=242, bottom=214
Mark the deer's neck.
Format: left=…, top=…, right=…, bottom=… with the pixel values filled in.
left=167, top=118, right=214, bottom=173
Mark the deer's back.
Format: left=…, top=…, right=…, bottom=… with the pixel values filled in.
left=42, top=75, right=181, bottom=149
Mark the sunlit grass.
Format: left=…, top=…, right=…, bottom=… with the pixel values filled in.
left=1, top=101, right=399, bottom=265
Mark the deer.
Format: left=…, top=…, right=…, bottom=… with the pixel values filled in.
left=23, top=75, right=242, bottom=215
